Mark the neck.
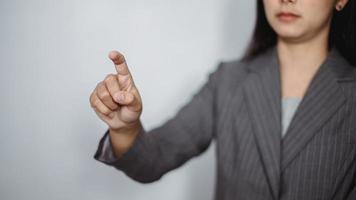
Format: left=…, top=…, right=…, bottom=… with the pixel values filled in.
left=277, top=30, right=330, bottom=72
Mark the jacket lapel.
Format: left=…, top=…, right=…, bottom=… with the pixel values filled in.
left=280, top=47, right=356, bottom=171
left=242, top=45, right=356, bottom=199
left=243, top=45, right=282, bottom=200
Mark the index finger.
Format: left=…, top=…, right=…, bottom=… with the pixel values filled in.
left=108, top=50, right=131, bottom=76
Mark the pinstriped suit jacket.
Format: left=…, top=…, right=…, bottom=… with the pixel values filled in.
left=94, top=45, right=356, bottom=200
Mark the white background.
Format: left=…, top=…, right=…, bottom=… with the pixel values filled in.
left=0, top=0, right=255, bottom=199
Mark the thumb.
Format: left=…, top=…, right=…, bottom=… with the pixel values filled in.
left=113, top=91, right=136, bottom=106
left=114, top=91, right=142, bottom=113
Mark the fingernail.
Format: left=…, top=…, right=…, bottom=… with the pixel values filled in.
left=115, top=93, right=124, bottom=101
left=109, top=113, right=115, bottom=118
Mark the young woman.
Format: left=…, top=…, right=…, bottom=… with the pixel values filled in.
left=90, top=0, right=356, bottom=199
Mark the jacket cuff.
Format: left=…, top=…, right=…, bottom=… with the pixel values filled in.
left=93, top=125, right=147, bottom=166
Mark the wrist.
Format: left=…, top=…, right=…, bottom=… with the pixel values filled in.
left=108, top=121, right=142, bottom=158
left=109, top=120, right=142, bottom=135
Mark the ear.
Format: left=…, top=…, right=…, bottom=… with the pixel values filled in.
left=335, top=0, right=349, bottom=11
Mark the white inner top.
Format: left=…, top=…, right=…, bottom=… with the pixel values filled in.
left=281, top=97, right=303, bottom=138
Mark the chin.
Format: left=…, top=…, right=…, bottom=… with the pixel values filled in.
left=274, top=26, right=306, bottom=42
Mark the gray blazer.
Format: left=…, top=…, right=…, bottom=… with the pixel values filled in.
left=94, top=45, right=356, bottom=200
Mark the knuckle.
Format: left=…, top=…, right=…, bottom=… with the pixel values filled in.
left=97, top=89, right=110, bottom=100
left=123, top=76, right=130, bottom=84
left=91, top=99, right=99, bottom=109
left=96, top=104, right=109, bottom=114
left=96, top=81, right=102, bottom=89
left=89, top=93, right=97, bottom=108
left=102, top=108, right=111, bottom=115
left=104, top=74, right=116, bottom=83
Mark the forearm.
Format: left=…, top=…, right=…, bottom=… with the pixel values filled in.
left=94, top=61, right=224, bottom=183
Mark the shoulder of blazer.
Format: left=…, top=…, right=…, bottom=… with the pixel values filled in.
left=212, top=47, right=356, bottom=89
left=211, top=58, right=251, bottom=88
left=211, top=47, right=278, bottom=90
left=320, top=46, right=356, bottom=82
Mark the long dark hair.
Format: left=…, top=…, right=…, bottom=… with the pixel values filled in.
left=242, top=0, right=356, bottom=67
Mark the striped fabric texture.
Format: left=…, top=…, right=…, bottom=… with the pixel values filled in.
left=94, top=45, right=356, bottom=200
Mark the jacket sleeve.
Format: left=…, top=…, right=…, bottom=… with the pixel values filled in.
left=93, top=62, right=224, bottom=183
